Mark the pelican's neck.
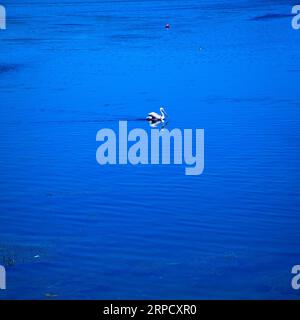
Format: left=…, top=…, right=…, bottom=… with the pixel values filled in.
left=160, top=109, right=166, bottom=120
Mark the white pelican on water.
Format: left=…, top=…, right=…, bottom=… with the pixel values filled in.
left=146, top=107, right=168, bottom=122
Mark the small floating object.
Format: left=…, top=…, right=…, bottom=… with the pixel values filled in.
left=165, top=24, right=171, bottom=29
left=34, top=255, right=40, bottom=259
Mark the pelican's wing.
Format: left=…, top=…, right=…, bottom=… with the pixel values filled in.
left=148, top=112, right=160, bottom=118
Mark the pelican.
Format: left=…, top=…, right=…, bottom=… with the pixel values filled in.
left=146, top=107, right=168, bottom=122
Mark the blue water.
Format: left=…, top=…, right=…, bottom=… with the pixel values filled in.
left=0, top=0, right=300, bottom=299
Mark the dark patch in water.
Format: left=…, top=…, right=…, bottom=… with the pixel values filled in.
left=250, top=13, right=293, bottom=21
left=0, top=244, right=48, bottom=267
left=3, top=38, right=48, bottom=45
left=55, top=23, right=88, bottom=26
left=0, top=64, right=21, bottom=74
left=8, top=19, right=27, bottom=25
left=110, top=34, right=159, bottom=41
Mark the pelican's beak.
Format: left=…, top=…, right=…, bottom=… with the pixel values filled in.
left=162, top=108, right=169, bottom=117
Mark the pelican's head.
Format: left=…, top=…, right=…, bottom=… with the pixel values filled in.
left=160, top=107, right=168, bottom=118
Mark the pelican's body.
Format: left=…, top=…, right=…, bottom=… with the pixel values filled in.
left=146, top=107, right=168, bottom=122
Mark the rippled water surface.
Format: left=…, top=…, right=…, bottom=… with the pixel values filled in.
left=0, top=0, right=300, bottom=299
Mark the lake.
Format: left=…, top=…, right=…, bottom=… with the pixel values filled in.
left=0, top=0, right=300, bottom=299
